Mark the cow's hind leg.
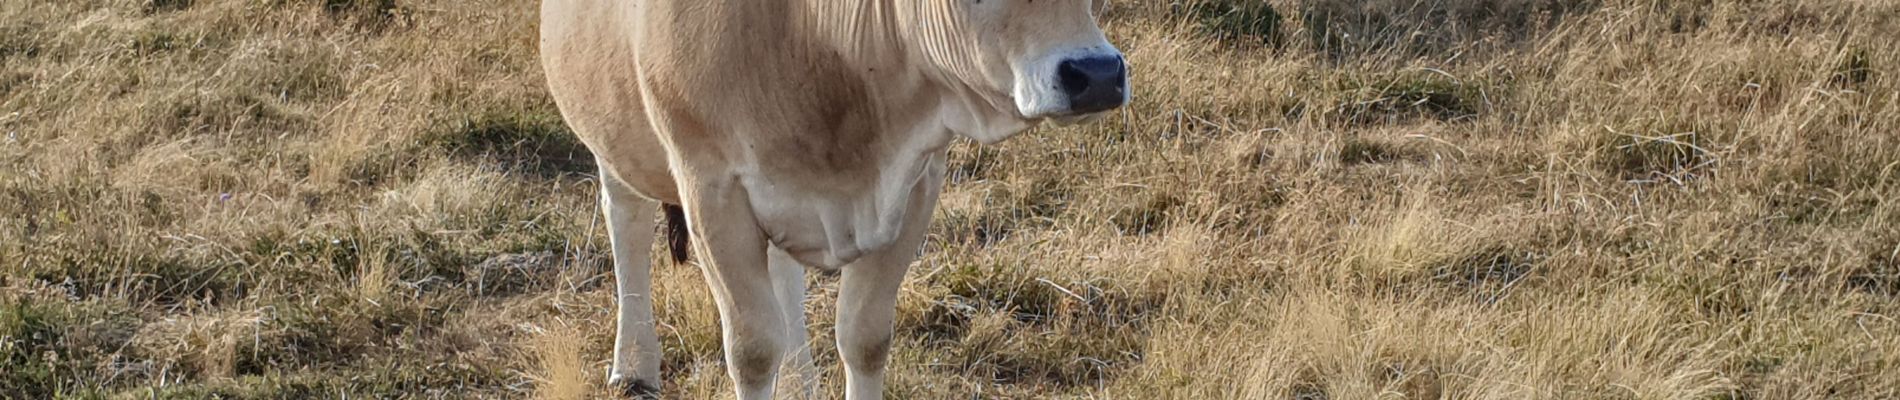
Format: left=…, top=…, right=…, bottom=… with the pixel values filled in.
left=600, top=170, right=664, bottom=398
left=767, top=246, right=816, bottom=398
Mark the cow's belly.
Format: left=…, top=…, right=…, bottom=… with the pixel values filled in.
left=748, top=186, right=910, bottom=269
left=743, top=154, right=945, bottom=269
left=758, top=209, right=876, bottom=269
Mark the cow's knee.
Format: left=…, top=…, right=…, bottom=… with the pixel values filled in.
left=841, top=330, right=893, bottom=374
left=729, top=334, right=785, bottom=387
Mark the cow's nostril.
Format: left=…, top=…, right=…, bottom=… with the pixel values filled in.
left=1057, top=60, right=1092, bottom=97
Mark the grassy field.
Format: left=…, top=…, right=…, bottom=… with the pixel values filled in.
left=4, top=0, right=1898, bottom=398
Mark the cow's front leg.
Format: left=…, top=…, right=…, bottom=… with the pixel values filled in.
left=681, top=182, right=785, bottom=400
left=835, top=251, right=910, bottom=400
left=836, top=157, right=944, bottom=400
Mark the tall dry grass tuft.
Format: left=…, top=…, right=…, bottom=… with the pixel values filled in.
left=1343, top=186, right=1468, bottom=281
left=353, top=243, right=395, bottom=305
left=527, top=321, right=594, bottom=400
left=129, top=308, right=269, bottom=381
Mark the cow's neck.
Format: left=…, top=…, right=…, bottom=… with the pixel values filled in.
left=795, top=0, right=1028, bottom=143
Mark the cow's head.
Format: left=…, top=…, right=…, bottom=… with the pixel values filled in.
left=902, top=0, right=1129, bottom=143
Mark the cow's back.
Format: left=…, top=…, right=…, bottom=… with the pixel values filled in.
left=540, top=0, right=679, bottom=203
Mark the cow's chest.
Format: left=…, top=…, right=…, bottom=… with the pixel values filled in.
left=742, top=152, right=946, bottom=269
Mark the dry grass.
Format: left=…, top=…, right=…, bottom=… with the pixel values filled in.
left=4, top=0, right=1898, bottom=398
left=527, top=321, right=595, bottom=400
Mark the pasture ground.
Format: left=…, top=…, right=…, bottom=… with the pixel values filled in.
left=3, top=0, right=1898, bottom=398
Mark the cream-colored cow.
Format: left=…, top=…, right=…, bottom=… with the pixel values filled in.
left=539, top=0, right=1127, bottom=398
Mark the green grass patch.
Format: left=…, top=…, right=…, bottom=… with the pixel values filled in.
left=322, top=0, right=409, bottom=31
left=4, top=184, right=251, bottom=306
left=1338, top=137, right=1410, bottom=165
left=1433, top=245, right=1542, bottom=303
left=1301, top=0, right=1596, bottom=59
left=129, top=31, right=183, bottom=56
left=322, top=0, right=400, bottom=16
left=21, top=246, right=248, bottom=306
left=1593, top=121, right=1719, bottom=182
left=139, top=91, right=312, bottom=147
left=1331, top=72, right=1492, bottom=125
left=934, top=178, right=1073, bottom=247
left=1109, top=192, right=1181, bottom=236
left=0, top=297, right=65, bottom=398
left=1211, top=180, right=1287, bottom=238
left=259, top=0, right=410, bottom=31
left=115, top=365, right=514, bottom=399
left=120, top=373, right=334, bottom=399
left=429, top=109, right=594, bottom=178
left=1831, top=48, right=1873, bottom=88
left=948, top=144, right=1003, bottom=183
left=910, top=260, right=1159, bottom=390
left=1849, top=236, right=1899, bottom=297
left=1175, top=0, right=1284, bottom=47
left=0, top=69, right=29, bottom=96
left=1, top=296, right=139, bottom=398
left=143, top=0, right=194, bottom=14
left=0, top=24, right=44, bottom=61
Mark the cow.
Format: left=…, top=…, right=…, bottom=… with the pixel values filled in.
left=538, top=0, right=1128, bottom=398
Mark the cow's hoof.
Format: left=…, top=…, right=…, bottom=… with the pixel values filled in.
left=609, top=376, right=660, bottom=399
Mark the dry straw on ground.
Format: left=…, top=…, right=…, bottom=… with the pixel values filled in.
left=3, top=0, right=1897, bottom=398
